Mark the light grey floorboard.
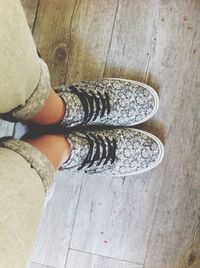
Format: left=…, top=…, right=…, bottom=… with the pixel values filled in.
left=103, top=0, right=158, bottom=81
left=31, top=172, right=83, bottom=268
left=0, top=120, right=14, bottom=138
left=29, top=262, right=54, bottom=268
left=13, top=122, right=28, bottom=139
left=64, top=1, right=164, bottom=263
left=70, top=173, right=163, bottom=264
left=144, top=1, right=200, bottom=267
left=65, top=249, right=142, bottom=268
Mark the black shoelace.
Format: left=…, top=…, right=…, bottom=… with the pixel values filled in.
left=78, top=132, right=117, bottom=171
left=69, top=85, right=111, bottom=124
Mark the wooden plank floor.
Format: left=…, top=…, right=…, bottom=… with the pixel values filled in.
left=0, top=0, right=199, bottom=267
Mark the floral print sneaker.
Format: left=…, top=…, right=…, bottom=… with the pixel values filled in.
left=62, top=128, right=164, bottom=176
left=54, top=78, right=159, bottom=127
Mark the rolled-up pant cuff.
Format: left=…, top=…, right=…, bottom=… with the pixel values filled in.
left=0, top=137, right=55, bottom=193
left=1, top=58, right=51, bottom=122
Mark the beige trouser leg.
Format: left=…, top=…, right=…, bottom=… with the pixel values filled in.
left=0, top=148, right=46, bottom=268
left=0, top=138, right=55, bottom=268
left=0, top=0, right=51, bottom=121
left=0, top=0, right=40, bottom=113
left=0, top=0, right=55, bottom=267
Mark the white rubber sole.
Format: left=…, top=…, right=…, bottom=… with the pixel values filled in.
left=101, top=78, right=160, bottom=126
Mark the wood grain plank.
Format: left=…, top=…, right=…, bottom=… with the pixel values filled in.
left=69, top=0, right=164, bottom=265
left=31, top=172, right=83, bottom=268
left=33, top=0, right=119, bottom=86
left=65, top=249, right=142, bottom=268
left=144, top=1, right=200, bottom=267
left=63, top=0, right=120, bottom=84
left=33, top=0, right=78, bottom=86
left=70, top=173, right=163, bottom=264
left=103, top=0, right=158, bottom=81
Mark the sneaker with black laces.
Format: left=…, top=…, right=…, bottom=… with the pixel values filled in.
left=54, top=78, right=159, bottom=127
left=61, top=128, right=164, bottom=176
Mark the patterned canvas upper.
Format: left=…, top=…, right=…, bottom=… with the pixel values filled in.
left=62, top=128, right=164, bottom=176
left=54, top=79, right=158, bottom=127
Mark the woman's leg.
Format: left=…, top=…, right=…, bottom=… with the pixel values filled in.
left=0, top=0, right=43, bottom=114
left=0, top=138, right=55, bottom=268
left=0, top=0, right=67, bottom=126
left=0, top=147, right=45, bottom=268
left=0, top=1, right=69, bottom=267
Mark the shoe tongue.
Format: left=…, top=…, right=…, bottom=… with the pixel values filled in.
left=59, top=87, right=85, bottom=127
left=63, top=132, right=91, bottom=170
left=63, top=132, right=108, bottom=171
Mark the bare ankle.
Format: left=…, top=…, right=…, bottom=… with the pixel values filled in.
left=30, top=89, right=66, bottom=125
left=25, top=134, right=71, bottom=169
